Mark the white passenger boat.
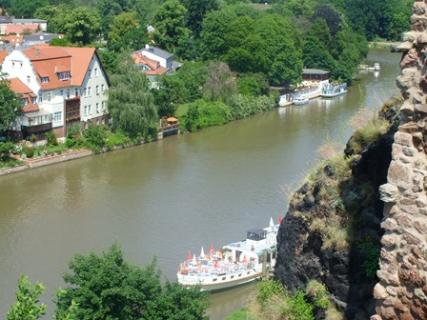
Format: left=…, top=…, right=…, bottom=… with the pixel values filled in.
left=321, top=83, right=347, bottom=98
left=177, top=218, right=280, bottom=291
left=374, top=62, right=381, bottom=71
left=293, top=95, right=309, bottom=105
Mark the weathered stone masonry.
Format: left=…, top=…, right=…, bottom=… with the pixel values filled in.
left=374, top=1, right=427, bottom=319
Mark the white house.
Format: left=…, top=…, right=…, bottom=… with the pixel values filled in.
left=2, top=44, right=109, bottom=139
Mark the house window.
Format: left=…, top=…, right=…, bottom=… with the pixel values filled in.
left=41, top=76, right=49, bottom=83
left=102, top=101, right=105, bottom=111
left=96, top=102, right=99, bottom=113
left=88, top=68, right=91, bottom=78
left=46, top=92, right=51, bottom=102
left=53, top=112, right=62, bottom=122
left=39, top=95, right=43, bottom=103
left=66, top=89, right=70, bottom=98
left=21, top=98, right=27, bottom=106
left=31, top=97, right=36, bottom=104
left=88, top=87, right=91, bottom=96
left=75, top=88, right=79, bottom=97
left=94, top=67, right=98, bottom=76
left=84, top=87, right=87, bottom=96
left=26, top=75, right=30, bottom=84
left=88, top=104, right=91, bottom=115
left=96, top=85, right=99, bottom=95
left=57, top=71, right=71, bottom=81
left=101, top=84, right=105, bottom=93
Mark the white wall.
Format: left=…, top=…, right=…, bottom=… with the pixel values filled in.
left=141, top=49, right=167, bottom=68
left=2, top=50, right=40, bottom=94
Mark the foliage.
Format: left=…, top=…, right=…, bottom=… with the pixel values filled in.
left=83, top=124, right=108, bottom=152
left=55, top=244, right=208, bottom=320
left=6, top=275, right=46, bottom=320
left=63, top=7, right=101, bottom=45
left=108, top=11, right=146, bottom=51
left=0, top=141, right=15, bottom=161
left=358, top=239, right=380, bottom=278
left=349, top=119, right=389, bottom=154
left=228, top=94, right=276, bottom=120
left=306, top=280, right=330, bottom=309
left=23, top=146, right=34, bottom=158
left=108, top=58, right=158, bottom=139
left=0, top=81, right=22, bottom=134
left=203, top=61, right=236, bottom=103
left=152, top=0, right=191, bottom=52
left=281, top=291, right=314, bottom=320
left=65, top=124, right=83, bottom=148
left=237, top=73, right=269, bottom=96
left=225, top=308, right=256, bottom=320
left=154, top=61, right=208, bottom=116
left=182, top=99, right=232, bottom=132
left=9, top=0, right=49, bottom=18
left=105, top=131, right=131, bottom=150
left=45, top=131, right=58, bottom=146
left=181, top=0, right=219, bottom=35
left=256, top=280, right=285, bottom=307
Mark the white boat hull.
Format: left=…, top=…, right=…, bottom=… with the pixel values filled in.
left=321, top=91, right=347, bottom=98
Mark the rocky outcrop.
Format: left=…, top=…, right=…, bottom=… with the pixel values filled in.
left=373, top=1, right=427, bottom=319
left=275, top=98, right=400, bottom=319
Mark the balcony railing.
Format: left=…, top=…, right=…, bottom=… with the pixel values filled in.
left=21, top=122, right=52, bottom=136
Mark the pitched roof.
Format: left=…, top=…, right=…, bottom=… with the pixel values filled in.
left=9, top=78, right=39, bottom=113
left=142, top=46, right=173, bottom=59
left=0, top=49, right=8, bottom=64
left=132, top=52, right=168, bottom=76
left=23, top=45, right=96, bottom=90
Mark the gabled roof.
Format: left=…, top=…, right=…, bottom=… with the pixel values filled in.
left=9, top=78, right=39, bottom=113
left=23, top=45, right=97, bottom=90
left=132, top=51, right=168, bottom=76
left=142, top=46, right=173, bottom=59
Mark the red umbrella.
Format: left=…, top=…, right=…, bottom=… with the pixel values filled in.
left=278, top=215, right=283, bottom=224
left=209, top=244, right=215, bottom=256
left=186, top=251, right=192, bottom=261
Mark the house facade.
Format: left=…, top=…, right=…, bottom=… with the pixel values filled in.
left=0, top=17, right=47, bottom=35
left=2, top=45, right=109, bottom=139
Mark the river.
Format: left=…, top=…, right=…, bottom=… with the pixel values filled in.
left=0, top=48, right=399, bottom=319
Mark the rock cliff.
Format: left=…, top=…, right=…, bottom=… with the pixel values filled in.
left=275, top=1, right=427, bottom=319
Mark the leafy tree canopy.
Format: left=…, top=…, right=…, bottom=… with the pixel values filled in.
left=0, top=81, right=21, bottom=134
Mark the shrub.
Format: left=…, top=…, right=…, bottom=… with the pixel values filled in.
left=229, top=94, right=276, bottom=120
left=183, top=99, right=232, bottom=132
left=23, top=146, right=34, bottom=158
left=281, top=291, right=314, bottom=320
left=237, top=73, right=269, bottom=96
left=349, top=119, right=389, bottom=154
left=325, top=303, right=344, bottom=320
left=30, top=134, right=37, bottom=143
left=45, top=132, right=58, bottom=146
left=65, top=124, right=83, bottom=148
left=358, top=240, right=380, bottom=278
left=0, top=141, right=15, bottom=161
left=306, top=280, right=329, bottom=309
left=106, top=131, right=131, bottom=150
left=83, top=125, right=108, bottom=152
left=225, top=308, right=256, bottom=320
left=257, top=280, right=285, bottom=307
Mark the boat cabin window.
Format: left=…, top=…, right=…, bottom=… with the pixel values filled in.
left=238, top=273, right=242, bottom=277
left=247, top=229, right=266, bottom=241
left=222, top=277, right=226, bottom=280
left=213, top=278, right=217, bottom=282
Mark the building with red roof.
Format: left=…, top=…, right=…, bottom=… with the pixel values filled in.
left=2, top=44, right=109, bottom=139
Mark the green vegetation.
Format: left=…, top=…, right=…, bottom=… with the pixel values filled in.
left=6, top=275, right=46, bottom=320
left=0, top=81, right=22, bottom=134
left=349, top=118, right=389, bottom=154
left=358, top=239, right=381, bottom=278
left=7, top=245, right=208, bottom=320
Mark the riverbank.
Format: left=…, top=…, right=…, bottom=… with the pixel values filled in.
left=369, top=41, right=400, bottom=49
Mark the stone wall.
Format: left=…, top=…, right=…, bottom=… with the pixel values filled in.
left=373, top=1, right=427, bottom=319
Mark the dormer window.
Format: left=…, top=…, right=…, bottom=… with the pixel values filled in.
left=40, top=76, right=49, bottom=83
left=57, top=71, right=71, bottom=81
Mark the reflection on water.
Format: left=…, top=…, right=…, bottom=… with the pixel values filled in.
left=0, top=49, right=399, bottom=319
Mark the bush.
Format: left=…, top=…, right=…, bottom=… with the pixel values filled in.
left=306, top=280, right=330, bottom=309
left=65, top=124, right=83, bottom=148
left=183, top=99, right=232, bottom=132
left=106, top=131, right=131, bottom=150
left=358, top=240, right=380, bottom=278
left=83, top=125, right=108, bottom=152
left=281, top=291, right=314, bottom=320
left=237, top=73, right=269, bottom=96
left=257, top=280, right=285, bottom=307
left=0, top=141, right=15, bottom=161
left=229, top=94, right=276, bottom=120
left=23, top=146, right=34, bottom=158
left=225, top=308, right=256, bottom=320
left=45, top=132, right=58, bottom=146
left=349, top=119, right=389, bottom=154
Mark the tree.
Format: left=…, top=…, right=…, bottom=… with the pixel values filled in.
left=314, top=4, right=342, bottom=36
left=203, top=61, right=236, bottom=102
left=108, top=58, right=158, bottom=139
left=152, top=0, right=191, bottom=52
left=108, top=12, right=146, bottom=51
left=237, top=73, right=269, bottom=96
left=181, top=0, right=219, bottom=35
left=6, top=275, right=46, bottom=320
left=63, top=7, right=101, bottom=45
left=9, top=0, right=48, bottom=18
left=55, top=244, right=208, bottom=320
left=0, top=81, right=21, bottom=134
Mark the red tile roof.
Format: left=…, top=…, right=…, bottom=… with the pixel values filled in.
left=5, top=24, right=39, bottom=35
left=0, top=50, right=8, bottom=64
left=23, top=45, right=96, bottom=90
left=8, top=78, right=39, bottom=113
left=132, top=52, right=168, bottom=76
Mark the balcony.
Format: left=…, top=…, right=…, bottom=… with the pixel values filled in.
left=21, top=115, right=52, bottom=137
left=65, top=97, right=81, bottom=122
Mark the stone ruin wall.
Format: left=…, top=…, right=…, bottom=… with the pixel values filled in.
left=373, top=1, right=427, bottom=319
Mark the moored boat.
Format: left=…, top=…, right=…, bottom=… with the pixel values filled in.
left=321, top=83, right=347, bottom=98
left=177, top=217, right=280, bottom=291
left=292, top=95, right=309, bottom=105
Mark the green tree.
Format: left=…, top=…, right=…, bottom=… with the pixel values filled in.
left=108, top=11, right=146, bottom=51
left=237, top=73, right=268, bottom=96
left=55, top=244, right=207, bottom=320
left=181, top=0, right=219, bottom=35
left=152, top=0, right=191, bottom=52
left=0, top=81, right=21, bottom=134
left=108, top=58, right=158, bottom=139
left=203, top=61, right=236, bottom=102
left=10, top=0, right=48, bottom=18
left=63, top=7, right=101, bottom=45
left=6, top=275, right=46, bottom=320
left=0, top=141, right=15, bottom=161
